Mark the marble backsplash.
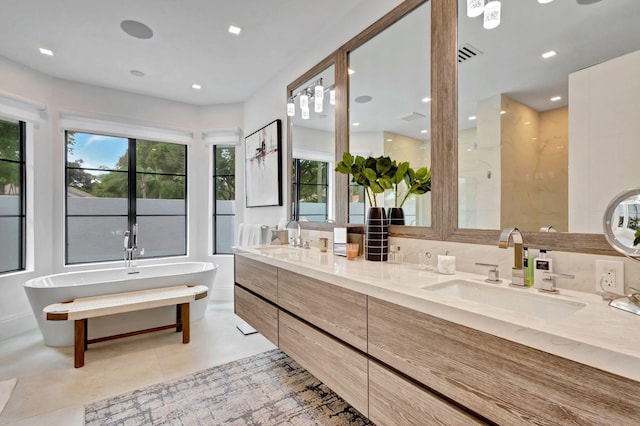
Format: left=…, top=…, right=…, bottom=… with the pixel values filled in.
left=299, top=229, right=640, bottom=295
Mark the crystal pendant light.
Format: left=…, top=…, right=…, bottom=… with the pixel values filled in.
left=300, top=93, right=309, bottom=110
left=483, top=1, right=501, bottom=29
left=467, top=0, right=484, bottom=18
left=301, top=107, right=309, bottom=120
left=314, top=82, right=324, bottom=113
left=329, top=89, right=335, bottom=105
left=286, top=98, right=295, bottom=117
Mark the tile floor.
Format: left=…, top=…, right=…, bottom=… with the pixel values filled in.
left=0, top=300, right=276, bottom=425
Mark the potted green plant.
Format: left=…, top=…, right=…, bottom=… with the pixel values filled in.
left=335, top=153, right=394, bottom=207
left=388, top=162, right=431, bottom=225
left=336, top=153, right=394, bottom=261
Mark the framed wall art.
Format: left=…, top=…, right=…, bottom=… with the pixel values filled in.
left=244, top=119, right=282, bottom=207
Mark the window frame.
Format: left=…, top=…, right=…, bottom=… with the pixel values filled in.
left=212, top=144, right=236, bottom=254
left=0, top=118, right=26, bottom=274
left=64, top=131, right=188, bottom=265
left=292, top=158, right=329, bottom=222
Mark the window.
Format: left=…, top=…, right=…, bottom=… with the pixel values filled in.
left=65, top=132, right=187, bottom=264
left=213, top=145, right=235, bottom=254
left=0, top=117, right=25, bottom=273
left=292, top=158, right=328, bottom=222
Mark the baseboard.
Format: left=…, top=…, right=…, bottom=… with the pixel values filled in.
left=0, top=312, right=38, bottom=342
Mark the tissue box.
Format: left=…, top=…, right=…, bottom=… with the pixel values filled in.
left=270, top=229, right=289, bottom=245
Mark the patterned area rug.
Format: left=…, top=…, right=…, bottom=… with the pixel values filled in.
left=85, top=349, right=373, bottom=425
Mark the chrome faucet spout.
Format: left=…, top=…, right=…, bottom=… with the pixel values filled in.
left=498, top=227, right=523, bottom=269
left=499, top=227, right=525, bottom=286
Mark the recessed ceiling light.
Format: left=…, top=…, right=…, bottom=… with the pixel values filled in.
left=385, top=138, right=393, bottom=142
left=550, top=96, right=562, bottom=102
left=192, top=83, right=202, bottom=90
left=422, top=97, right=431, bottom=103
left=352, top=122, right=360, bottom=126
left=39, top=48, right=53, bottom=56
left=228, top=25, right=242, bottom=35
left=130, top=70, right=145, bottom=77
left=348, top=68, right=355, bottom=75
left=538, top=0, right=554, bottom=4
left=120, top=20, right=154, bottom=39
left=468, top=116, right=477, bottom=120
left=500, top=110, right=506, bottom=115
left=420, top=130, right=428, bottom=134
left=541, top=50, right=557, bottom=59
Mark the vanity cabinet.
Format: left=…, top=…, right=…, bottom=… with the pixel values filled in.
left=234, top=255, right=278, bottom=303
left=279, top=311, right=369, bottom=416
left=235, top=253, right=640, bottom=425
left=368, top=360, right=484, bottom=425
left=368, top=297, right=640, bottom=426
left=277, top=269, right=367, bottom=352
left=234, top=285, right=278, bottom=345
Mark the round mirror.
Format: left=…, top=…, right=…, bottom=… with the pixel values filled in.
left=603, top=188, right=640, bottom=261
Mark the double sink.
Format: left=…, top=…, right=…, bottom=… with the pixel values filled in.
left=251, top=245, right=587, bottom=321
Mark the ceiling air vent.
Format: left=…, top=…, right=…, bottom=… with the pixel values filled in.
left=458, top=43, right=482, bottom=63
left=401, top=112, right=426, bottom=122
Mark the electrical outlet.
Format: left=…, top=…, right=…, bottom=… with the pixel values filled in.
left=595, top=260, right=625, bottom=296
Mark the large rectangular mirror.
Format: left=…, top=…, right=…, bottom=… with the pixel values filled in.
left=348, top=2, right=432, bottom=227
left=457, top=0, right=640, bottom=234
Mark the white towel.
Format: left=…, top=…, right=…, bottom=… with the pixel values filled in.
left=237, top=223, right=263, bottom=246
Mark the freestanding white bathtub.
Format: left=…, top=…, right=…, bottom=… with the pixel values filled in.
left=24, top=262, right=218, bottom=347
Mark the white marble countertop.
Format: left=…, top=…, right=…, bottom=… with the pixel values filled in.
left=236, top=245, right=640, bottom=382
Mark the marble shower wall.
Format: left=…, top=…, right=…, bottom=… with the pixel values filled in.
left=500, top=95, right=568, bottom=232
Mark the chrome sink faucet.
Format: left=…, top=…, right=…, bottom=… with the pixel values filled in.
left=541, top=271, right=574, bottom=294
left=286, top=220, right=302, bottom=247
left=498, top=227, right=525, bottom=287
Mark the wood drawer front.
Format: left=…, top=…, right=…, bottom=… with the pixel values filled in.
left=369, top=360, right=485, bottom=426
left=278, top=311, right=369, bottom=417
left=235, top=255, right=277, bottom=303
left=368, top=297, right=640, bottom=426
left=277, top=269, right=367, bottom=351
left=234, top=285, right=278, bottom=345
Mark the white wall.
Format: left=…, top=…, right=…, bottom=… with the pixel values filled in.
left=569, top=49, right=640, bottom=233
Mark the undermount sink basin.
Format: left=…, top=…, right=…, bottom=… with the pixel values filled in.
left=422, top=279, right=586, bottom=321
left=253, top=246, right=310, bottom=259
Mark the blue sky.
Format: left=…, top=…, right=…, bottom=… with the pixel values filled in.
left=68, top=133, right=127, bottom=170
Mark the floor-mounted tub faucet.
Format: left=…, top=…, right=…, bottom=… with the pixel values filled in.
left=498, top=227, right=525, bottom=287
left=124, top=226, right=144, bottom=272
left=124, top=230, right=132, bottom=267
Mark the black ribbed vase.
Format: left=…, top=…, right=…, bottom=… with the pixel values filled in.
left=387, top=207, right=405, bottom=225
left=366, top=207, right=388, bottom=261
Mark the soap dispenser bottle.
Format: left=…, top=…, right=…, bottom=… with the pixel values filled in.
left=533, top=249, right=553, bottom=289
left=523, top=246, right=534, bottom=287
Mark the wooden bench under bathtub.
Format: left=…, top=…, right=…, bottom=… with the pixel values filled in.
left=43, top=285, right=208, bottom=368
